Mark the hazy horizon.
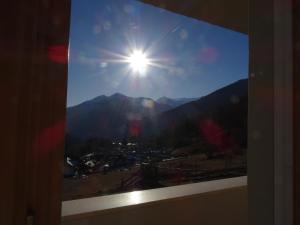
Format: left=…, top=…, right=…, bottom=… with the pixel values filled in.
left=67, top=78, right=248, bottom=107
left=67, top=92, right=200, bottom=107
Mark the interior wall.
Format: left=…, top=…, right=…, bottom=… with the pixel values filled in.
left=248, top=0, right=275, bottom=224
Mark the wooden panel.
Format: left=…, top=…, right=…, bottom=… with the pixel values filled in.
left=0, top=3, right=27, bottom=224
left=294, top=0, right=300, bottom=224
left=0, top=1, right=71, bottom=225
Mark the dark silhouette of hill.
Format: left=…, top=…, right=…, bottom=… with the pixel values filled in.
left=157, top=79, right=248, bottom=127
left=66, top=79, right=248, bottom=147
left=156, top=97, right=199, bottom=108
left=66, top=93, right=171, bottom=139
left=154, top=79, right=248, bottom=151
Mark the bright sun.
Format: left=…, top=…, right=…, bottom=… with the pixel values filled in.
left=127, top=50, right=150, bottom=75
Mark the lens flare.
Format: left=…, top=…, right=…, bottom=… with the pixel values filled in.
left=126, top=50, right=149, bottom=75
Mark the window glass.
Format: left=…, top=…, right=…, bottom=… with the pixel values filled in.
left=63, top=0, right=248, bottom=201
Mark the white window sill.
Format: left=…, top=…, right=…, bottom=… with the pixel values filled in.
left=62, top=176, right=247, bottom=218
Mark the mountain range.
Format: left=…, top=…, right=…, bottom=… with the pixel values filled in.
left=156, top=97, right=198, bottom=108
left=66, top=79, right=248, bottom=145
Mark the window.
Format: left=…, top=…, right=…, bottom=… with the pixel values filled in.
left=63, top=0, right=249, bottom=201
left=0, top=0, right=294, bottom=225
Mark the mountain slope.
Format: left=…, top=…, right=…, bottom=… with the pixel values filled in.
left=156, top=97, right=198, bottom=108
left=66, top=79, right=248, bottom=144
left=153, top=79, right=248, bottom=150
left=66, top=93, right=171, bottom=139
left=158, top=79, right=248, bottom=126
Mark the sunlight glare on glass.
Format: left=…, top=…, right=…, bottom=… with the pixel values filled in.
left=129, top=191, right=142, bottom=204
left=127, top=50, right=149, bottom=75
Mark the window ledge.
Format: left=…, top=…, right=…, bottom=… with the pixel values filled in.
left=62, top=176, right=247, bottom=218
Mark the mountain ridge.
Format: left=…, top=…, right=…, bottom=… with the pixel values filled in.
left=66, top=79, right=248, bottom=141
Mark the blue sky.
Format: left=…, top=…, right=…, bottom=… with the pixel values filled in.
left=67, top=0, right=248, bottom=107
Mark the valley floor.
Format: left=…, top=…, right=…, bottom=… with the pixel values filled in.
left=62, top=154, right=246, bottom=201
